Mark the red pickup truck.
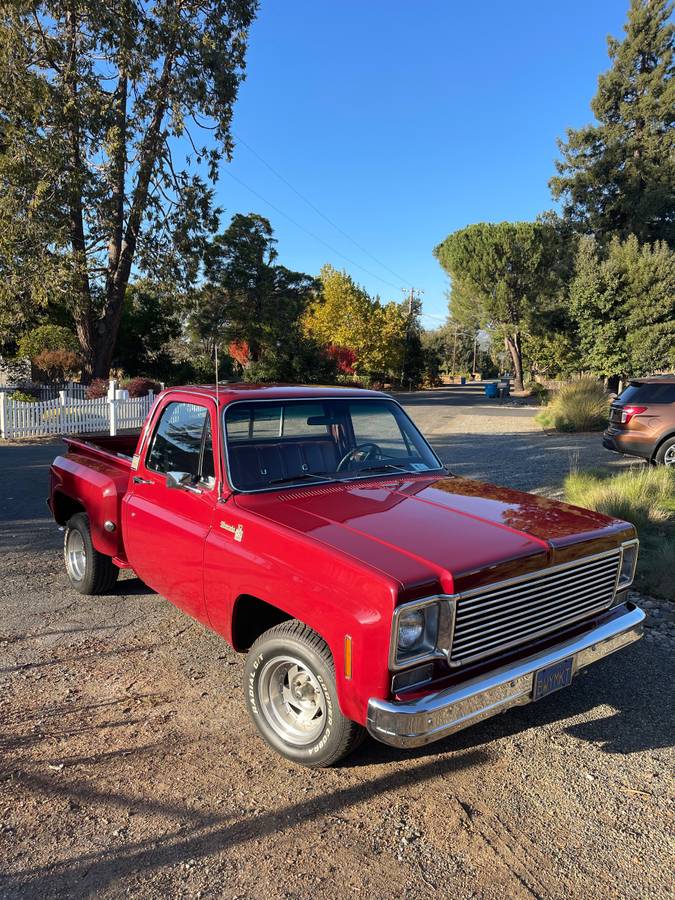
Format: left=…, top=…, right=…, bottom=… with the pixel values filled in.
left=49, top=384, right=644, bottom=766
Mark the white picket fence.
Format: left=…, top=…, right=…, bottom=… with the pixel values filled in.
left=0, top=383, right=156, bottom=440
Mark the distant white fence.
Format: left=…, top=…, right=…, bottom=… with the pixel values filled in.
left=0, top=381, right=156, bottom=439
left=34, top=380, right=89, bottom=401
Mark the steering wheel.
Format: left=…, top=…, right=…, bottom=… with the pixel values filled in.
left=336, top=442, right=384, bottom=472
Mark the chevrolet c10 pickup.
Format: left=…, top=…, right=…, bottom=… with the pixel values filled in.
left=48, top=384, right=644, bottom=766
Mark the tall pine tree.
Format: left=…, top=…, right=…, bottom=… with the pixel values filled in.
left=0, top=1, right=258, bottom=378
left=551, top=0, right=674, bottom=246
left=569, top=235, right=675, bottom=379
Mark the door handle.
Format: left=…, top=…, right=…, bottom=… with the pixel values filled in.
left=133, top=476, right=153, bottom=485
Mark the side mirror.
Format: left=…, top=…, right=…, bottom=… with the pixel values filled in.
left=166, top=471, right=191, bottom=489
left=165, top=471, right=203, bottom=495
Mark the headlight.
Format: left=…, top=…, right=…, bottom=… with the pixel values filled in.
left=618, top=540, right=639, bottom=589
left=394, top=602, right=440, bottom=666
left=398, top=610, right=426, bottom=649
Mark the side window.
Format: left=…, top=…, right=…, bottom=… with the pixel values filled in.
left=146, top=402, right=209, bottom=479
left=638, top=384, right=675, bottom=403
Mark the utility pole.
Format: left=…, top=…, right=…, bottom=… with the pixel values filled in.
left=402, top=287, right=423, bottom=316
left=400, top=288, right=423, bottom=388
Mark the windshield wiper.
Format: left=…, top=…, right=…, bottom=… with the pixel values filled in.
left=268, top=472, right=333, bottom=487
left=350, top=462, right=415, bottom=476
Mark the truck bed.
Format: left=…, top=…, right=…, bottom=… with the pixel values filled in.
left=50, top=433, right=143, bottom=560
left=63, top=432, right=140, bottom=466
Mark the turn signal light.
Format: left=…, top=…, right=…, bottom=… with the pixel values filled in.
left=344, top=635, right=353, bottom=679
left=621, top=406, right=647, bottom=424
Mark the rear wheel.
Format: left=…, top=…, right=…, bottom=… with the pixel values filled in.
left=654, top=436, right=675, bottom=466
left=64, top=512, right=119, bottom=595
left=244, top=620, right=365, bottom=767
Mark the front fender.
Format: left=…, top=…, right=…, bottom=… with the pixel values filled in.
left=203, top=512, right=397, bottom=725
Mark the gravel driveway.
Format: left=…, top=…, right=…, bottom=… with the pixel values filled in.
left=0, top=390, right=672, bottom=899
left=397, top=385, right=641, bottom=495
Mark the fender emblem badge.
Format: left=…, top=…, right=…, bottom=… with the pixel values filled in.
left=220, top=521, right=244, bottom=542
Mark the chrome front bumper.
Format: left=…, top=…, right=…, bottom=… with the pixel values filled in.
left=367, top=604, right=645, bottom=749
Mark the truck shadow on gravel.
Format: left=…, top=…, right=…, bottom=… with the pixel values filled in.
left=2, top=748, right=491, bottom=898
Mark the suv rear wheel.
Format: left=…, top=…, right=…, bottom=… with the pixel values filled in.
left=654, top=436, right=675, bottom=466
left=244, top=620, right=365, bottom=766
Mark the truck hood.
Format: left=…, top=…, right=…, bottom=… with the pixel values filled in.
left=235, top=475, right=633, bottom=595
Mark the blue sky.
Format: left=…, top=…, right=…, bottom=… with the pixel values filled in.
left=215, top=0, right=628, bottom=325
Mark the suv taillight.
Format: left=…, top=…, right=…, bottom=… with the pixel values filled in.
left=621, top=406, right=647, bottom=424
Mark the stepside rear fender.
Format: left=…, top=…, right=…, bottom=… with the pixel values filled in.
left=50, top=452, right=131, bottom=559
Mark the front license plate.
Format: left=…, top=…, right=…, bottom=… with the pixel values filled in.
left=533, top=656, right=574, bottom=701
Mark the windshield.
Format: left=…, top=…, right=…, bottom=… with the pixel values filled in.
left=224, top=398, right=443, bottom=492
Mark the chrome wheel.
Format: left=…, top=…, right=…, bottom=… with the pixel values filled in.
left=664, top=445, right=675, bottom=466
left=65, top=528, right=86, bottom=582
left=258, top=656, right=327, bottom=746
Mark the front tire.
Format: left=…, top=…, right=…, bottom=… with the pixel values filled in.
left=654, top=436, right=675, bottom=466
left=64, top=512, right=119, bottom=595
left=244, top=620, right=365, bottom=767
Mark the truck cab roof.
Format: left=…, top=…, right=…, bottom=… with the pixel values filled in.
left=163, top=383, right=385, bottom=405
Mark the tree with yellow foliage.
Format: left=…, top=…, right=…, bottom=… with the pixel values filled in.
left=304, top=265, right=408, bottom=382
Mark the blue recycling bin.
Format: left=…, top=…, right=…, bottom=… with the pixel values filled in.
left=460, top=376, right=466, bottom=385
left=484, top=382, right=499, bottom=399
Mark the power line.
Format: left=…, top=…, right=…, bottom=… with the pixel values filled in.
left=222, top=167, right=404, bottom=291
left=232, top=132, right=415, bottom=288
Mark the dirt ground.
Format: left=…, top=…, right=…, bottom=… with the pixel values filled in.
left=1, top=390, right=673, bottom=899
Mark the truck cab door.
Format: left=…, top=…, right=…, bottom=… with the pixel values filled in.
left=123, top=399, right=217, bottom=624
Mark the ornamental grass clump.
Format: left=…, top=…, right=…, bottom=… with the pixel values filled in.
left=564, top=466, right=675, bottom=600
left=536, top=377, right=609, bottom=432
left=565, top=466, right=674, bottom=529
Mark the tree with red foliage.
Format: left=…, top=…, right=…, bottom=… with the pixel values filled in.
left=229, top=340, right=251, bottom=369
left=326, top=345, right=356, bottom=375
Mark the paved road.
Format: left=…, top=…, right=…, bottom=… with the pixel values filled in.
left=0, top=390, right=671, bottom=899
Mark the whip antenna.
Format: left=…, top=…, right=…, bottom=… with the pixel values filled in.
left=214, top=340, right=223, bottom=500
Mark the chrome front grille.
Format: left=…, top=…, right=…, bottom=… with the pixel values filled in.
left=450, top=550, right=622, bottom=666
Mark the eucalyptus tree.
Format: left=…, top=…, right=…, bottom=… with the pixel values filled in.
left=0, top=0, right=258, bottom=377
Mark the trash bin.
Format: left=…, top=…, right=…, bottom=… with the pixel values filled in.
left=484, top=382, right=499, bottom=399
left=460, top=376, right=466, bottom=386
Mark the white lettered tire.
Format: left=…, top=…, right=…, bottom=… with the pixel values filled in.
left=244, top=620, right=365, bottom=767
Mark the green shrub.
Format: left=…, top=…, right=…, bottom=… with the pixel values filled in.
left=564, top=466, right=675, bottom=600
left=536, top=377, right=609, bottom=432
left=525, top=380, right=550, bottom=404
left=10, top=390, right=38, bottom=402
left=17, top=325, right=79, bottom=360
